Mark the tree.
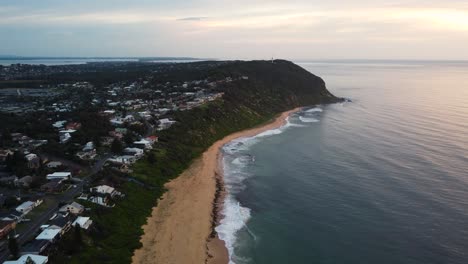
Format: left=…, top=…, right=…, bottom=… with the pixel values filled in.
left=0, top=129, right=12, bottom=147
left=74, top=224, right=83, bottom=245
left=147, top=152, right=156, bottom=164
left=123, top=132, right=134, bottom=146
left=110, top=139, right=123, bottom=154
left=8, top=236, right=19, bottom=258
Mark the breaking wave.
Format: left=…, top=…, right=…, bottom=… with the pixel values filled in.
left=299, top=116, right=320, bottom=123
left=305, top=107, right=323, bottom=113
left=216, top=108, right=322, bottom=263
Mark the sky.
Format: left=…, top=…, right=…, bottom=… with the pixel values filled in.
left=1, top=0, right=468, bottom=60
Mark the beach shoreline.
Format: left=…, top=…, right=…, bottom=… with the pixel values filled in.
left=132, top=107, right=301, bottom=264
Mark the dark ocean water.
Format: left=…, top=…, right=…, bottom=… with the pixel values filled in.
left=216, top=61, right=468, bottom=264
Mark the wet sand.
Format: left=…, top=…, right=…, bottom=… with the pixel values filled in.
left=132, top=108, right=300, bottom=264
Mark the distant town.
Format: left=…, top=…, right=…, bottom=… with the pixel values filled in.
left=0, top=61, right=249, bottom=263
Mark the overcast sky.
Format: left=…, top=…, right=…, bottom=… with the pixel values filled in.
left=1, top=0, right=468, bottom=60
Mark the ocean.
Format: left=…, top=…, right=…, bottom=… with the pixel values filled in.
left=0, top=57, right=201, bottom=66
left=216, top=60, right=468, bottom=264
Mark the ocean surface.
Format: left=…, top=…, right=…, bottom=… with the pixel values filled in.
left=0, top=57, right=201, bottom=66
left=216, top=61, right=468, bottom=264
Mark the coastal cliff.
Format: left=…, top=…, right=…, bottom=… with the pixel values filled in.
left=66, top=60, right=339, bottom=264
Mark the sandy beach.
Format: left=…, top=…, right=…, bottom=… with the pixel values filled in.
left=132, top=107, right=301, bottom=264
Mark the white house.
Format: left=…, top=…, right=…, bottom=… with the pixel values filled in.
left=59, top=133, right=71, bottom=144
left=90, top=185, right=120, bottom=197
left=134, top=139, right=152, bottom=150
left=124, top=147, right=144, bottom=158
left=59, top=202, right=84, bottom=215
left=52, top=120, right=67, bottom=129
left=46, top=161, right=62, bottom=168
left=158, top=118, right=176, bottom=130
left=82, top=141, right=95, bottom=152
left=35, top=227, right=61, bottom=241
left=107, top=155, right=136, bottom=165
left=46, top=172, right=72, bottom=181
left=4, top=254, right=48, bottom=264
left=72, top=216, right=93, bottom=230
left=15, top=201, right=36, bottom=215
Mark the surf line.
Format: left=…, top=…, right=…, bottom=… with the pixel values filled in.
left=237, top=202, right=257, bottom=241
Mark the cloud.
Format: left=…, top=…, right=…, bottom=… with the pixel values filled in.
left=177, top=17, right=208, bottom=21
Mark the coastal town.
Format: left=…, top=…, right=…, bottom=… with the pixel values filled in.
left=0, top=61, right=249, bottom=263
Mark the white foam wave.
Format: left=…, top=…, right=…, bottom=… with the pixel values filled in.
left=305, top=107, right=323, bottom=113
left=215, top=196, right=251, bottom=264
left=299, top=116, right=319, bottom=123
left=217, top=112, right=300, bottom=263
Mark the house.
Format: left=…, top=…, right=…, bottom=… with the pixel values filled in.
left=16, top=200, right=40, bottom=215
left=72, top=216, right=93, bottom=230
left=59, top=132, right=71, bottom=144
left=158, top=118, right=176, bottom=130
left=76, top=150, right=97, bottom=160
left=65, top=122, right=81, bottom=130
left=146, top=135, right=159, bottom=144
left=107, top=155, right=136, bottom=165
left=25, top=153, right=40, bottom=169
left=123, top=115, right=135, bottom=122
left=21, top=239, right=51, bottom=255
left=123, top=147, right=144, bottom=158
left=16, top=176, right=33, bottom=188
left=59, top=202, right=84, bottom=215
left=52, top=120, right=67, bottom=129
left=46, top=172, right=72, bottom=181
left=82, top=141, right=95, bottom=152
left=35, top=227, right=61, bottom=241
left=0, top=149, right=14, bottom=162
left=110, top=117, right=124, bottom=126
left=0, top=220, right=16, bottom=239
left=102, top=110, right=116, bottom=115
left=88, top=196, right=112, bottom=207
left=4, top=254, right=48, bottom=264
left=133, top=139, right=152, bottom=150
left=90, top=185, right=120, bottom=197
left=46, top=161, right=62, bottom=169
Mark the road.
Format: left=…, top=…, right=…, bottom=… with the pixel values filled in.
left=0, top=153, right=108, bottom=262
left=0, top=125, right=153, bottom=261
